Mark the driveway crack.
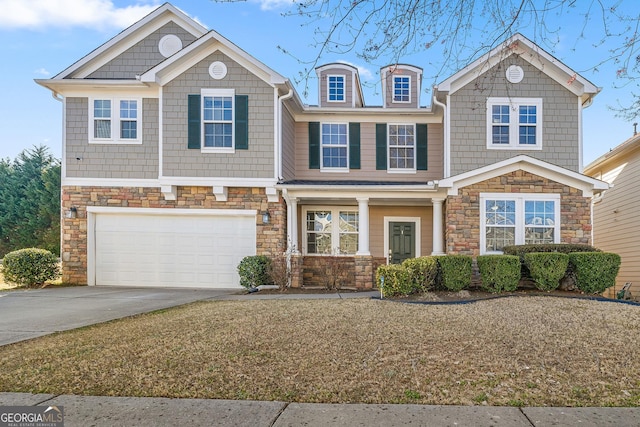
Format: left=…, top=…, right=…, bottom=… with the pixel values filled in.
left=269, top=402, right=290, bottom=426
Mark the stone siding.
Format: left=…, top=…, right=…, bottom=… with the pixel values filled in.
left=61, top=186, right=285, bottom=284
left=445, top=170, right=592, bottom=256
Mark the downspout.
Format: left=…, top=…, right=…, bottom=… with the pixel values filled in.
left=432, top=91, right=449, bottom=178
left=277, top=88, right=294, bottom=180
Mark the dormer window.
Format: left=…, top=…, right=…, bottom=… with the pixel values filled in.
left=328, top=75, right=345, bottom=102
left=393, top=76, right=410, bottom=103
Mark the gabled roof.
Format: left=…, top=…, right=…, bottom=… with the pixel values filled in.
left=439, top=155, right=609, bottom=197
left=435, top=33, right=600, bottom=104
left=315, top=62, right=365, bottom=107
left=53, top=3, right=207, bottom=80
left=139, top=29, right=288, bottom=87
left=584, top=132, right=640, bottom=174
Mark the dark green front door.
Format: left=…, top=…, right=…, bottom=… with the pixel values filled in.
left=389, top=222, right=415, bottom=264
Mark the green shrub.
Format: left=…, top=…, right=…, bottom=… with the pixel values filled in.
left=1, top=248, right=60, bottom=288
left=402, top=257, right=438, bottom=292
left=524, top=252, right=569, bottom=291
left=435, top=255, right=472, bottom=292
left=568, top=252, right=621, bottom=294
left=237, top=255, right=272, bottom=289
left=376, top=264, right=412, bottom=297
left=503, top=244, right=599, bottom=258
left=477, top=255, right=521, bottom=293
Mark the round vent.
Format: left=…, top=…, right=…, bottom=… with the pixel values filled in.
left=158, top=35, right=182, bottom=58
left=506, top=65, right=524, bottom=83
left=209, top=61, right=228, bottom=80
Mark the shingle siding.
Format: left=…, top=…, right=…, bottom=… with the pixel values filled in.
left=162, top=51, right=275, bottom=178
left=65, top=97, right=159, bottom=179
left=449, top=56, right=580, bottom=175
left=87, top=22, right=197, bottom=79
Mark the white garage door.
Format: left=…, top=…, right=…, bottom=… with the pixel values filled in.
left=94, top=212, right=256, bottom=288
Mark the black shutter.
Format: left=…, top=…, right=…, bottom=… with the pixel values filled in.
left=349, top=122, right=360, bottom=169
left=308, top=122, right=320, bottom=169
left=416, top=123, right=428, bottom=170
left=376, top=123, right=387, bottom=170
left=187, top=94, right=201, bottom=149
left=235, top=95, right=249, bottom=150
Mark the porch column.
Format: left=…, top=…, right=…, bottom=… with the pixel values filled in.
left=432, top=198, right=445, bottom=255
left=287, top=197, right=299, bottom=254
left=356, top=197, right=370, bottom=255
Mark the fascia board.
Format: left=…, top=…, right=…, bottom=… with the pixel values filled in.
left=54, top=4, right=207, bottom=80
left=141, top=31, right=287, bottom=87
left=584, top=134, right=640, bottom=174
left=440, top=155, right=609, bottom=196
left=277, top=186, right=442, bottom=200
left=292, top=107, right=440, bottom=123
left=35, top=79, right=155, bottom=97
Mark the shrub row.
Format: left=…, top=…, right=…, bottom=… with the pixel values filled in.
left=376, top=255, right=472, bottom=297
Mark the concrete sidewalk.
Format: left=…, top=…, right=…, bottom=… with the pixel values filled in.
left=1, top=393, right=638, bottom=426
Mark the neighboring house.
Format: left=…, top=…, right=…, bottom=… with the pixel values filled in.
left=584, top=132, right=640, bottom=298
left=37, top=3, right=608, bottom=289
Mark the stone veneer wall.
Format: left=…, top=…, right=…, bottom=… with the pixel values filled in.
left=299, top=256, right=386, bottom=289
left=445, top=170, right=592, bottom=256
left=61, top=186, right=286, bottom=285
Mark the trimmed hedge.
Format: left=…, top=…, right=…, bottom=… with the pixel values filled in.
left=503, top=244, right=599, bottom=259
left=435, top=255, right=472, bottom=291
left=237, top=255, right=272, bottom=289
left=524, top=252, right=569, bottom=291
left=477, top=255, right=521, bottom=293
left=402, top=256, right=438, bottom=292
left=376, top=264, right=412, bottom=297
left=1, top=248, right=60, bottom=288
left=568, top=252, right=621, bottom=294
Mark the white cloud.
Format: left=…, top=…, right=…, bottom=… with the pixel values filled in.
left=34, top=67, right=50, bottom=76
left=253, top=0, right=296, bottom=11
left=0, top=0, right=159, bottom=30
left=337, top=60, right=374, bottom=80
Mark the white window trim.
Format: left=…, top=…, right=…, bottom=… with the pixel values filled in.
left=387, top=123, right=417, bottom=174
left=327, top=74, right=346, bottom=103
left=486, top=97, right=543, bottom=150
left=392, top=75, right=411, bottom=104
left=479, top=193, right=560, bottom=255
left=88, top=97, right=142, bottom=144
left=201, top=88, right=235, bottom=154
left=302, top=206, right=359, bottom=256
left=320, top=122, right=349, bottom=172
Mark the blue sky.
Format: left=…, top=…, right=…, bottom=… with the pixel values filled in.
left=0, top=0, right=637, bottom=166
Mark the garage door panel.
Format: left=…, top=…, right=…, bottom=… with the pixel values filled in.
left=95, top=212, right=255, bottom=288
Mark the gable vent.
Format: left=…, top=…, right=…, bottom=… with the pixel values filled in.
left=209, top=61, right=228, bottom=80
left=158, top=34, right=183, bottom=58
left=506, top=65, right=524, bottom=83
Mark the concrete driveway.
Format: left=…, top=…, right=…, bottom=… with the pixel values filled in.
left=0, top=286, right=239, bottom=346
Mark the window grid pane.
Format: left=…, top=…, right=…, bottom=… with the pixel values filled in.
left=306, top=211, right=332, bottom=254
left=388, top=125, right=415, bottom=169
left=328, top=76, right=344, bottom=101
left=203, top=96, right=233, bottom=148
left=322, top=123, right=348, bottom=168
left=338, top=211, right=358, bottom=254
left=524, top=200, right=555, bottom=244
left=485, top=199, right=516, bottom=252
left=393, top=76, right=410, bottom=102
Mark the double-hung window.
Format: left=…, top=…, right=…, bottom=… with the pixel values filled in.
left=90, top=98, right=141, bottom=143
left=486, top=97, right=542, bottom=149
left=327, top=75, right=345, bottom=102
left=321, top=123, right=348, bottom=170
left=481, top=193, right=560, bottom=254
left=305, top=207, right=359, bottom=255
left=393, top=76, right=410, bottom=103
left=202, top=89, right=234, bottom=151
left=388, top=124, right=415, bottom=171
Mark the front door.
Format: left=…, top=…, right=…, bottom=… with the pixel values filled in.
left=389, top=222, right=415, bottom=264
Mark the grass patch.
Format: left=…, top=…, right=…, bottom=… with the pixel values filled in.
left=0, top=298, right=638, bottom=406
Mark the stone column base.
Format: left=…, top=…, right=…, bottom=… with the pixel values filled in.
left=289, top=254, right=304, bottom=288
left=354, top=256, right=374, bottom=289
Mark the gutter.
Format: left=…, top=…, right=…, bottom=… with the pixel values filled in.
left=277, top=88, right=294, bottom=180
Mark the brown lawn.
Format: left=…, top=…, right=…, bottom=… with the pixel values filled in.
left=0, top=297, right=638, bottom=406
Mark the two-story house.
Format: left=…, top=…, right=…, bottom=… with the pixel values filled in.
left=37, top=3, right=608, bottom=289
